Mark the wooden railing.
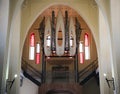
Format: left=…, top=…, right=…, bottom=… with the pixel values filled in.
left=78, top=58, right=98, bottom=84
left=21, top=58, right=98, bottom=85
left=21, top=59, right=42, bottom=85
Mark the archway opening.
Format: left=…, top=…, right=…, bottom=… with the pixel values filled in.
left=21, top=4, right=99, bottom=94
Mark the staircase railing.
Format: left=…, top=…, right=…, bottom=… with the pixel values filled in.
left=21, top=59, right=42, bottom=85
left=78, top=58, right=98, bottom=85
left=21, top=58, right=98, bottom=85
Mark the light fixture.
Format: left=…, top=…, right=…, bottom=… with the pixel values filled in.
left=52, top=50, right=56, bottom=54
left=64, top=51, right=68, bottom=54
left=6, top=74, right=18, bottom=92
left=14, top=74, right=18, bottom=78
left=103, top=73, right=115, bottom=90
left=47, top=56, right=50, bottom=59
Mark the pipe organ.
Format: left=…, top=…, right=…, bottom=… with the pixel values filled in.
left=38, top=10, right=82, bottom=57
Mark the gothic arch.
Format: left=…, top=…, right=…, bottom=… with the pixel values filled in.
left=6, top=0, right=115, bottom=94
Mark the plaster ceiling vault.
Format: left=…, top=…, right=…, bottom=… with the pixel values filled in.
left=21, top=0, right=99, bottom=53
left=28, top=5, right=91, bottom=33
left=24, top=5, right=93, bottom=40
left=22, top=4, right=97, bottom=62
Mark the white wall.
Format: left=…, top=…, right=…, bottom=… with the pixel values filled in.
left=110, top=0, right=120, bottom=93
left=7, top=0, right=24, bottom=94
left=0, top=0, right=9, bottom=93
left=96, top=0, right=120, bottom=94
left=20, top=78, right=38, bottom=94
left=99, top=8, right=113, bottom=94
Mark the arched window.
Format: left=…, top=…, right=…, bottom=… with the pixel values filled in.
left=84, top=33, right=90, bottom=60
left=29, top=33, right=35, bottom=60
left=79, top=41, right=84, bottom=64
left=36, top=43, right=40, bottom=64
